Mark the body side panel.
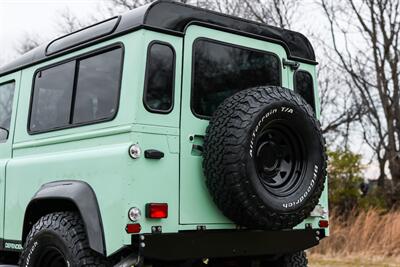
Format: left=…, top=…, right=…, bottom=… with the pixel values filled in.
left=0, top=72, right=21, bottom=246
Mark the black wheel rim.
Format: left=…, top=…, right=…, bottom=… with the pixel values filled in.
left=35, top=246, right=68, bottom=267
left=255, top=119, right=307, bottom=197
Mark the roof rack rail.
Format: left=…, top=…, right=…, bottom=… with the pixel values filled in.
left=45, top=16, right=121, bottom=56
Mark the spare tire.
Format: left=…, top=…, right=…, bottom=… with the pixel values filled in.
left=203, top=86, right=327, bottom=229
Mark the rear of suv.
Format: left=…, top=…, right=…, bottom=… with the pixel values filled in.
left=0, top=1, right=328, bottom=266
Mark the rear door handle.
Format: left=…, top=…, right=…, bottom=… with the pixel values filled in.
left=144, top=149, right=164, bottom=159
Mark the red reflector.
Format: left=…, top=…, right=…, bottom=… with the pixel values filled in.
left=319, top=220, right=329, bottom=228
left=146, top=203, right=168, bottom=219
left=126, top=223, right=141, bottom=233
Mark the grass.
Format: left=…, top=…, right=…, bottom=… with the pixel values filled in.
left=309, top=254, right=400, bottom=267
left=308, top=210, right=400, bottom=266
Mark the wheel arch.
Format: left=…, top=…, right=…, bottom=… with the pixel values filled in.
left=22, top=180, right=106, bottom=255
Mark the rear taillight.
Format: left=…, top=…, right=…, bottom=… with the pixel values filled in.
left=146, top=203, right=168, bottom=219
left=319, top=220, right=329, bottom=228
left=126, top=223, right=141, bottom=233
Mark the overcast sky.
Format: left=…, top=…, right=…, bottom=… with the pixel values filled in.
left=0, top=0, right=110, bottom=64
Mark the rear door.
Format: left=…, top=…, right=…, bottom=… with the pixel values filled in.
left=179, top=25, right=288, bottom=225
left=0, top=73, right=19, bottom=245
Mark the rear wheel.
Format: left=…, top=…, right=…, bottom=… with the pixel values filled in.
left=19, top=212, right=108, bottom=267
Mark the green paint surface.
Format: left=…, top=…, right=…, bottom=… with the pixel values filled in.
left=0, top=26, right=327, bottom=256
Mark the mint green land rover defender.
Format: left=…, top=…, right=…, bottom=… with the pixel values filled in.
left=0, top=1, right=328, bottom=266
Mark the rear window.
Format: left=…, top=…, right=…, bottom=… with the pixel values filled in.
left=192, top=39, right=281, bottom=118
left=29, top=46, right=123, bottom=134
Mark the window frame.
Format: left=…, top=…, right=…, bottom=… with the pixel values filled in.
left=293, top=70, right=315, bottom=112
left=28, top=42, right=125, bottom=135
left=0, top=80, right=16, bottom=142
left=190, top=37, right=282, bottom=120
left=142, top=40, right=176, bottom=114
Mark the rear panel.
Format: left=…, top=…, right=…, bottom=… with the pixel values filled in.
left=179, top=25, right=328, bottom=232
left=179, top=25, right=290, bottom=226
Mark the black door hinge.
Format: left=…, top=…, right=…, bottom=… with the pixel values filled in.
left=283, top=58, right=300, bottom=71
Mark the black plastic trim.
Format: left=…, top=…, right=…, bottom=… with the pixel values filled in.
left=27, top=43, right=125, bottom=135
left=133, top=229, right=325, bottom=260
left=46, top=16, right=121, bottom=56
left=144, top=149, right=165, bottom=159
left=0, top=79, right=15, bottom=87
left=142, top=41, right=176, bottom=114
left=190, top=37, right=282, bottom=120
left=22, top=180, right=106, bottom=255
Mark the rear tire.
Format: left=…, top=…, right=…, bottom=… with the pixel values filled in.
left=203, top=86, right=327, bottom=229
left=19, top=211, right=108, bottom=267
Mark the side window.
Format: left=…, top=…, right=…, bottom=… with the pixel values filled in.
left=30, top=62, right=75, bottom=132
left=0, top=81, right=15, bottom=141
left=192, top=39, right=280, bottom=118
left=294, top=70, right=315, bottom=112
left=73, top=49, right=123, bottom=124
left=144, top=42, right=175, bottom=113
left=29, top=46, right=123, bottom=134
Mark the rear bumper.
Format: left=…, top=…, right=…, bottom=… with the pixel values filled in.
left=133, top=228, right=326, bottom=260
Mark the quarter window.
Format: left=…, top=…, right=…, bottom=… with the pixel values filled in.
left=29, top=46, right=123, bottom=133
left=0, top=82, right=15, bottom=141
left=294, top=71, right=315, bottom=112
left=144, top=43, right=175, bottom=113
left=192, top=39, right=280, bottom=117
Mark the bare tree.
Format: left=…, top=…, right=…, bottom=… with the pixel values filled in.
left=242, top=0, right=300, bottom=28
left=318, top=63, right=362, bottom=140
left=107, top=0, right=203, bottom=14
left=57, top=8, right=89, bottom=34
left=16, top=34, right=42, bottom=54
left=107, top=0, right=299, bottom=29
left=320, top=0, right=400, bottom=198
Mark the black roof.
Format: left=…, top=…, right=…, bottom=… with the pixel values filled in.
left=0, top=0, right=316, bottom=77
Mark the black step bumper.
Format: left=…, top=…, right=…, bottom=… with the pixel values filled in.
left=133, top=229, right=326, bottom=260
